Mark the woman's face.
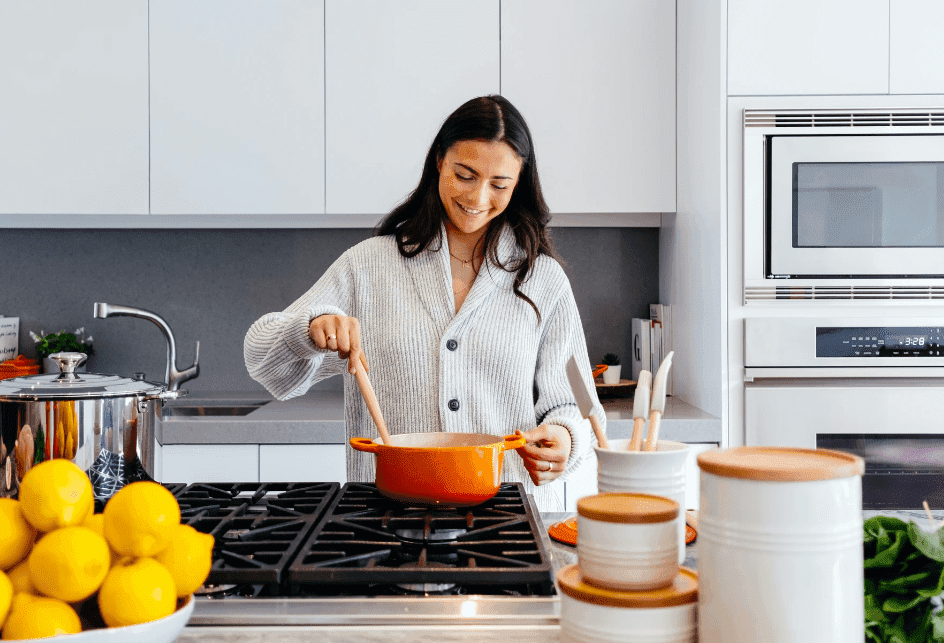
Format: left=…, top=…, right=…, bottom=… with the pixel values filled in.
left=437, top=139, right=523, bottom=237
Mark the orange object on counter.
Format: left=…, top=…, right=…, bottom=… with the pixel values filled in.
left=0, top=356, right=41, bottom=380
left=591, top=364, right=608, bottom=379
left=350, top=432, right=527, bottom=506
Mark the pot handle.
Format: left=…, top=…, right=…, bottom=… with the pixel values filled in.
left=500, top=433, right=527, bottom=451
left=349, top=437, right=381, bottom=453
left=135, top=389, right=186, bottom=413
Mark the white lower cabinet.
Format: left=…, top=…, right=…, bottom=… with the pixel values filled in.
left=259, top=444, right=347, bottom=484
left=159, top=444, right=259, bottom=484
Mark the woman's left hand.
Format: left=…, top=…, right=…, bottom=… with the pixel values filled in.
left=516, top=424, right=572, bottom=486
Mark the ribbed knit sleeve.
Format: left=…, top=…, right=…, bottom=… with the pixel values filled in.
left=243, top=251, right=353, bottom=400
left=532, top=268, right=601, bottom=479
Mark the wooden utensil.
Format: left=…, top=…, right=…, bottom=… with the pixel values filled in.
left=644, top=351, right=674, bottom=452
left=352, top=362, right=392, bottom=446
left=566, top=354, right=609, bottom=449
left=629, top=370, right=652, bottom=451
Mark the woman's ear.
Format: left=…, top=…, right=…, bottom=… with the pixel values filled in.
left=436, top=156, right=443, bottom=173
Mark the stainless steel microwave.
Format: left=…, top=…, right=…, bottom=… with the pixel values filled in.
left=743, top=109, right=944, bottom=302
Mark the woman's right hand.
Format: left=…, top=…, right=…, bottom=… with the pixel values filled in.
left=309, top=314, right=369, bottom=375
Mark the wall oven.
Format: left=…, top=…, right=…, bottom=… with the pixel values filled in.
left=743, top=109, right=944, bottom=301
left=744, top=316, right=944, bottom=509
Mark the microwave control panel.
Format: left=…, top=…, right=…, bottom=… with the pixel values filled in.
left=816, top=327, right=944, bottom=358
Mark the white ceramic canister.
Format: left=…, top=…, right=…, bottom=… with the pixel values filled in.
left=696, top=446, right=865, bottom=643
left=558, top=563, right=697, bottom=643
left=577, top=493, right=679, bottom=591
left=594, top=439, right=689, bottom=564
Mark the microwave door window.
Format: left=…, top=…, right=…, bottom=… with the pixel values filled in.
left=793, top=162, right=944, bottom=249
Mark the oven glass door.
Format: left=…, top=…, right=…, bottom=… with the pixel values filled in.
left=769, top=134, right=944, bottom=276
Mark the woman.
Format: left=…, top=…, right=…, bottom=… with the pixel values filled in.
left=244, top=95, right=605, bottom=511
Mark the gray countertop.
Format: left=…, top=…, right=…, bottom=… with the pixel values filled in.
left=159, top=389, right=721, bottom=446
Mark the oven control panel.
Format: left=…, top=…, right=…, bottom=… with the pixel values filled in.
left=816, top=327, right=944, bottom=358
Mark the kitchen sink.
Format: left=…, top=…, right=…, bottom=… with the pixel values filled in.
left=162, top=402, right=268, bottom=418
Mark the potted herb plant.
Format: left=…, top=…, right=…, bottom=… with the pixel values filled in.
left=601, top=353, right=621, bottom=384
left=30, top=328, right=94, bottom=374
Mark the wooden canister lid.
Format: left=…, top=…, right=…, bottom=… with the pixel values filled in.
left=697, top=447, right=865, bottom=482
left=557, top=564, right=698, bottom=608
left=577, top=493, right=679, bottom=524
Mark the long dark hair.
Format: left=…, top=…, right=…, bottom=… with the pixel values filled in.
left=375, top=95, right=560, bottom=322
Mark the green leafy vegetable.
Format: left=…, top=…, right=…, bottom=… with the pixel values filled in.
left=864, top=515, right=944, bottom=642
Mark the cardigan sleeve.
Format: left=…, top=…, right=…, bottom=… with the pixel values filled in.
left=533, top=280, right=604, bottom=479
left=244, top=251, right=354, bottom=400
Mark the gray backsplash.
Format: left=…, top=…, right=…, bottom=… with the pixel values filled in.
left=0, top=226, right=658, bottom=393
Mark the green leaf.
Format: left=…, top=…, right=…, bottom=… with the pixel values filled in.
left=866, top=516, right=909, bottom=538
left=930, top=610, right=944, bottom=641
left=880, top=571, right=935, bottom=593
left=883, top=593, right=930, bottom=613
left=917, top=567, right=944, bottom=598
left=865, top=593, right=888, bottom=623
left=867, top=531, right=909, bottom=568
left=888, top=614, right=909, bottom=643
left=33, top=426, right=44, bottom=465
left=910, top=522, right=944, bottom=563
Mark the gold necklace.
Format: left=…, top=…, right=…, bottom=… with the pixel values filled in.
left=448, top=249, right=477, bottom=268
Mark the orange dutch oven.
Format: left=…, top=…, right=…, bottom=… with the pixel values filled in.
left=349, top=432, right=527, bottom=506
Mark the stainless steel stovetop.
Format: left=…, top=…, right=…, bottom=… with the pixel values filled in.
left=165, top=482, right=564, bottom=627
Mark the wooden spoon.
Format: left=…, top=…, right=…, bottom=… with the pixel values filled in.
left=352, top=362, right=392, bottom=446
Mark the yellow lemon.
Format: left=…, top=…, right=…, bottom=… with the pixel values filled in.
left=0, top=570, right=12, bottom=630
left=154, top=524, right=215, bottom=597
left=6, top=560, right=34, bottom=595
left=97, top=557, right=176, bottom=628
left=103, top=481, right=180, bottom=557
left=82, top=512, right=120, bottom=564
left=18, top=459, right=93, bottom=533
left=0, top=499, right=35, bottom=571
left=1, top=595, right=81, bottom=639
left=28, top=526, right=110, bottom=603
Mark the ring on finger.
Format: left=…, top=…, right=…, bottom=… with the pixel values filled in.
left=326, top=334, right=337, bottom=341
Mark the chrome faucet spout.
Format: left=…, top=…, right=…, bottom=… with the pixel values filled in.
left=92, top=302, right=200, bottom=391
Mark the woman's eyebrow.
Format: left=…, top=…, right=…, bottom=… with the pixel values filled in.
left=454, top=162, right=513, bottom=181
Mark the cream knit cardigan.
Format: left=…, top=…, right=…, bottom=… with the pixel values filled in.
left=244, top=223, right=604, bottom=511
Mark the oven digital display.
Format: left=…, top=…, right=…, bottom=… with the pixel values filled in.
left=816, top=327, right=943, bottom=357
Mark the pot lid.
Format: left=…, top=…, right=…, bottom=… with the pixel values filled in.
left=0, top=352, right=166, bottom=400
left=577, top=493, right=679, bottom=524
left=696, top=446, right=865, bottom=482
left=557, top=564, right=698, bottom=608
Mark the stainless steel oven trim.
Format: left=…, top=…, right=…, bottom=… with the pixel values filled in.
left=742, top=108, right=944, bottom=301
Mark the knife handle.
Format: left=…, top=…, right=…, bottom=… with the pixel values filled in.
left=589, top=413, right=610, bottom=450
left=643, top=410, right=662, bottom=452
left=629, top=417, right=646, bottom=452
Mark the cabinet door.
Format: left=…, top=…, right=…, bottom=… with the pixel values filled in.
left=160, top=444, right=259, bottom=483
left=150, top=0, right=325, bottom=216
left=890, top=0, right=944, bottom=94
left=325, top=1, right=500, bottom=215
left=502, top=0, right=675, bottom=214
left=0, top=0, right=148, bottom=215
left=728, top=0, right=889, bottom=96
left=259, top=444, right=347, bottom=483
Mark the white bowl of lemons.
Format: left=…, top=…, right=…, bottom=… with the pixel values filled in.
left=0, top=460, right=213, bottom=641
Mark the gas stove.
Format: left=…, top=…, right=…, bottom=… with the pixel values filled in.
left=165, top=481, right=562, bottom=626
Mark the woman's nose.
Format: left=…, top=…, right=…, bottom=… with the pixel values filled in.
left=466, top=182, right=490, bottom=208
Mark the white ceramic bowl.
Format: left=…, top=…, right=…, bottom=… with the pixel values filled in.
left=594, top=439, right=690, bottom=564
left=21, top=596, right=194, bottom=643
left=577, top=493, right=679, bottom=591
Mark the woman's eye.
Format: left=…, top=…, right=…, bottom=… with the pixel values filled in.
left=457, top=174, right=473, bottom=181
left=492, top=185, right=507, bottom=191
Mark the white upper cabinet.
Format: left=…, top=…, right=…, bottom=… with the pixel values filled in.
left=325, top=1, right=500, bottom=215
left=150, top=0, right=325, bottom=215
left=890, top=0, right=944, bottom=94
left=0, top=0, right=148, bottom=215
left=728, top=0, right=889, bottom=96
left=502, top=0, right=676, bottom=214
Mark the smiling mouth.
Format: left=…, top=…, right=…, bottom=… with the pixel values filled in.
left=456, top=201, right=486, bottom=216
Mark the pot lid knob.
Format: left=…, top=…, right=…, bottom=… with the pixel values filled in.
left=49, top=352, right=87, bottom=381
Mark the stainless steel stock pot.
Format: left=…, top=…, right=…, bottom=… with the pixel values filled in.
left=0, top=352, right=183, bottom=507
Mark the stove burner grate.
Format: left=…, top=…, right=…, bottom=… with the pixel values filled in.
left=287, top=482, right=554, bottom=593
left=170, top=482, right=340, bottom=585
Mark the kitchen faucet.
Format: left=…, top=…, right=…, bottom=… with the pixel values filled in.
left=93, top=303, right=199, bottom=391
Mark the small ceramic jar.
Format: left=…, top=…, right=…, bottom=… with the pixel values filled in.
left=577, top=493, right=680, bottom=591
left=558, top=563, right=698, bottom=643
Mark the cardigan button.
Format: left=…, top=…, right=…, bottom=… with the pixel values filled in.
left=446, top=339, right=458, bottom=351
left=448, top=399, right=460, bottom=411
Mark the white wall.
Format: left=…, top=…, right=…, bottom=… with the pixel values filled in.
left=669, top=0, right=728, bottom=437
